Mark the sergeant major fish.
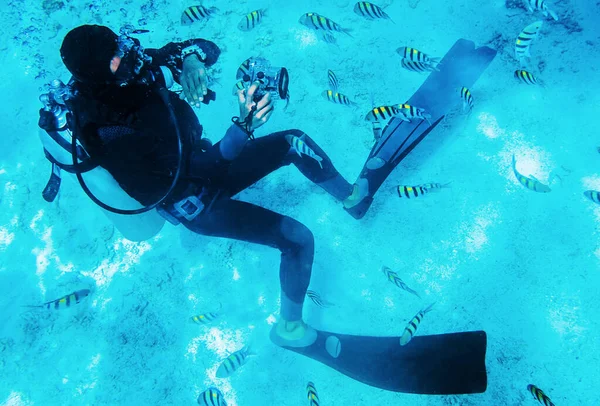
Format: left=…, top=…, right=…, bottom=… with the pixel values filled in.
left=527, top=384, right=556, bottom=406
left=511, top=155, right=551, bottom=193
left=524, top=0, right=559, bottom=21
left=319, top=31, right=337, bottom=45
left=401, top=59, right=435, bottom=73
left=322, top=90, right=357, bottom=107
left=25, top=289, right=91, bottom=310
left=215, top=345, right=255, bottom=378
left=286, top=134, right=324, bottom=168
left=583, top=190, right=600, bottom=204
left=299, top=12, right=353, bottom=37
left=397, top=185, right=428, bottom=199
left=306, top=289, right=334, bottom=308
left=514, top=69, right=540, bottom=85
left=381, top=266, right=421, bottom=299
left=307, top=381, right=320, bottom=406
left=460, top=86, right=474, bottom=112
left=396, top=47, right=441, bottom=70
left=400, top=303, right=435, bottom=346
left=197, top=387, right=228, bottom=406
left=238, top=9, right=267, bottom=31
left=327, top=69, right=339, bottom=92
left=365, top=105, right=401, bottom=122
left=354, top=2, right=394, bottom=23
left=181, top=5, right=219, bottom=25
left=396, top=104, right=432, bottom=124
left=515, top=21, right=543, bottom=63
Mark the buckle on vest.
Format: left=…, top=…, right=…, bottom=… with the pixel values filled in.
left=173, top=195, right=204, bottom=221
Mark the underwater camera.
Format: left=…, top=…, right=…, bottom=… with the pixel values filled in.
left=236, top=57, right=289, bottom=105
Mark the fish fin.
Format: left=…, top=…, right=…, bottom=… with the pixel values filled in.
left=315, top=155, right=324, bottom=169
left=342, top=28, right=354, bottom=38
left=547, top=8, right=559, bottom=21
left=442, top=181, right=452, bottom=188
left=261, top=8, right=268, bottom=17
left=209, top=7, right=220, bottom=13
left=423, top=302, right=436, bottom=314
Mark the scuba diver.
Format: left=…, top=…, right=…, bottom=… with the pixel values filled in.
left=39, top=24, right=496, bottom=396
left=39, top=24, right=357, bottom=348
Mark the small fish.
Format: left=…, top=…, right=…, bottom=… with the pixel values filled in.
left=215, top=345, right=255, bottom=378
left=25, top=289, right=91, bottom=310
left=515, top=21, right=543, bottom=62
left=584, top=190, right=600, bottom=204
left=299, top=12, right=353, bottom=37
left=306, top=290, right=334, bottom=308
left=511, top=155, right=551, bottom=193
left=181, top=5, right=219, bottom=26
left=396, top=103, right=432, bottom=124
left=525, top=0, right=559, bottom=21
left=460, top=87, right=474, bottom=112
left=232, top=80, right=245, bottom=95
left=365, top=105, right=401, bottom=122
left=514, top=69, right=539, bottom=85
left=286, top=134, right=324, bottom=168
left=238, top=9, right=267, bottom=31
left=527, top=384, right=556, bottom=406
left=400, top=303, right=435, bottom=346
left=327, top=69, right=339, bottom=92
left=400, top=58, right=434, bottom=73
left=197, top=387, right=228, bottom=406
left=319, top=31, right=337, bottom=45
left=397, top=185, right=428, bottom=198
left=418, top=182, right=451, bottom=191
left=381, top=266, right=421, bottom=299
left=307, top=381, right=320, bottom=406
left=353, top=2, right=393, bottom=22
left=396, top=47, right=440, bottom=70
left=322, top=90, right=356, bottom=106
left=191, top=311, right=220, bottom=325
left=236, top=58, right=252, bottom=79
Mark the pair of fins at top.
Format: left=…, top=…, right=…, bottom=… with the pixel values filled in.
left=270, top=39, right=497, bottom=396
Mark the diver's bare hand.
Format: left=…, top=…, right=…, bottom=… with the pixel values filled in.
left=181, top=54, right=208, bottom=108
left=237, top=82, right=274, bottom=132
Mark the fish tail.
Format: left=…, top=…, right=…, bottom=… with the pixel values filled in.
left=209, top=6, right=220, bottom=13
left=341, top=27, right=353, bottom=37
left=315, top=155, right=324, bottom=169
left=547, top=8, right=559, bottom=21
left=423, top=302, right=436, bottom=314
left=442, top=181, right=452, bottom=188
left=261, top=8, right=268, bottom=17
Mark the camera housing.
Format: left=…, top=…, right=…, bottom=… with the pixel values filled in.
left=236, top=57, right=289, bottom=106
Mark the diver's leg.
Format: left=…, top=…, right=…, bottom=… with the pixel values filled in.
left=181, top=197, right=317, bottom=346
left=221, top=130, right=352, bottom=202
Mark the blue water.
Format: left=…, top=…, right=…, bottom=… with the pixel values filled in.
left=1, top=0, right=599, bottom=405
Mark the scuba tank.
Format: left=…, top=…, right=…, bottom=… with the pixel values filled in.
left=38, top=79, right=166, bottom=242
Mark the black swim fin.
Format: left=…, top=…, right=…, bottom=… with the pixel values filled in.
left=345, top=39, right=497, bottom=219
left=273, top=328, right=487, bottom=395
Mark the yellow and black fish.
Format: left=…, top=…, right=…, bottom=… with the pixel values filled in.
left=514, top=69, right=539, bottom=85
left=286, top=134, right=324, bottom=168
left=365, top=105, right=400, bottom=122
left=525, top=0, right=559, bottom=21
left=381, top=266, right=421, bottom=298
left=460, top=86, right=474, bottom=111
left=319, top=31, right=337, bottom=45
left=400, top=58, right=433, bottom=73
left=396, top=47, right=440, bottom=70
left=397, top=185, right=428, bottom=198
left=515, top=21, right=543, bottom=62
left=236, top=58, right=252, bottom=79
left=238, top=9, right=267, bottom=31
left=26, top=289, right=91, bottom=310
left=353, top=2, right=393, bottom=22
left=400, top=303, right=435, bottom=346
left=396, top=103, right=431, bottom=124
left=307, top=381, right=320, bottom=406
left=584, top=190, right=600, bottom=204
left=306, top=290, right=334, bottom=308
left=299, top=12, right=353, bottom=36
left=215, top=345, right=255, bottom=378
left=197, top=387, right=227, bottom=406
left=512, top=155, right=551, bottom=193
left=322, top=90, right=356, bottom=106
left=181, top=5, right=219, bottom=26
left=327, top=69, right=339, bottom=92
left=191, top=311, right=220, bottom=325
left=527, top=384, right=556, bottom=406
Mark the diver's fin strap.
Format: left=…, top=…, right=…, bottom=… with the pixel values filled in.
left=42, top=162, right=62, bottom=203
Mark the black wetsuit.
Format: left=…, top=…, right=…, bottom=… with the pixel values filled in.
left=69, top=38, right=352, bottom=322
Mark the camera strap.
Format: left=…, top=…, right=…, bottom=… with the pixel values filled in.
left=231, top=105, right=257, bottom=140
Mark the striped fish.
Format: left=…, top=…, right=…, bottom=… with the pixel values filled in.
left=232, top=80, right=245, bottom=95
left=396, top=103, right=432, bottom=124
left=306, top=381, right=320, bottom=406
left=322, top=90, right=356, bottom=106
left=286, top=135, right=324, bottom=168
left=460, top=86, right=474, bottom=112
left=527, top=384, right=556, bottom=406
left=514, top=69, right=539, bottom=85
left=306, top=290, right=334, bottom=308
left=396, top=47, right=440, bottom=70
left=418, top=182, right=451, bottom=191
left=584, top=190, right=600, bottom=204
left=319, top=31, right=337, bottom=45
left=197, top=387, right=228, bottom=406
left=400, top=303, right=435, bottom=346
left=397, top=185, right=428, bottom=198
left=181, top=5, right=219, bottom=26
left=191, top=311, right=220, bottom=325
left=365, top=105, right=400, bottom=122
left=381, top=266, right=421, bottom=299
left=400, top=58, right=434, bottom=73
left=299, top=12, right=353, bottom=37
left=238, top=9, right=267, bottom=31
left=26, top=289, right=91, bottom=310
left=215, top=345, right=254, bottom=378
left=511, top=155, right=551, bottom=193
left=515, top=21, right=543, bottom=62
left=525, top=0, right=559, bottom=21
left=353, top=2, right=393, bottom=22
left=327, top=69, right=339, bottom=92
left=236, top=58, right=252, bottom=80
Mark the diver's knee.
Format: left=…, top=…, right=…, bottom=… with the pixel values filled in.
left=279, top=216, right=314, bottom=251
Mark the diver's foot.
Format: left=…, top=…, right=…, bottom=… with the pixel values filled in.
left=343, top=178, right=369, bottom=209
left=270, top=320, right=317, bottom=348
